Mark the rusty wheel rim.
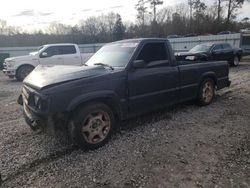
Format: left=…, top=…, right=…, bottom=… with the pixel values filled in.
left=202, top=81, right=214, bottom=103
left=82, top=110, right=111, bottom=144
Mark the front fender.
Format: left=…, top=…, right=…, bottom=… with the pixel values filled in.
left=66, top=90, right=121, bottom=112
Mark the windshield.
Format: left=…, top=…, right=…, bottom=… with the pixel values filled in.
left=38, top=46, right=44, bottom=51
left=189, top=44, right=212, bottom=52
left=86, top=42, right=138, bottom=67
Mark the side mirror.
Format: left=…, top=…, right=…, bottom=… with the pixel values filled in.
left=133, top=60, right=145, bottom=69
left=40, top=52, right=49, bottom=58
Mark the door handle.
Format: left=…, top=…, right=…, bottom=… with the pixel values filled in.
left=57, top=57, right=62, bottom=60
left=74, top=56, right=79, bottom=59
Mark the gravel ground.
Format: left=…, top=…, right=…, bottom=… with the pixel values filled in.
left=0, top=62, right=250, bottom=188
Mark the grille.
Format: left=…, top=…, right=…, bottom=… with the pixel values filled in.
left=22, top=86, right=30, bottom=105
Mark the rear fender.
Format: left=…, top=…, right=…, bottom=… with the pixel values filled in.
left=198, top=72, right=217, bottom=87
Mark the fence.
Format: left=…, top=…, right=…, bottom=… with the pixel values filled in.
left=0, top=33, right=249, bottom=59
left=168, top=33, right=242, bottom=52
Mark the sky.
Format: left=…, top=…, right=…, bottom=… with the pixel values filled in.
left=0, top=0, right=249, bottom=32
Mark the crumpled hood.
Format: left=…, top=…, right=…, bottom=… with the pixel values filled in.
left=24, top=65, right=109, bottom=90
left=5, top=55, right=35, bottom=62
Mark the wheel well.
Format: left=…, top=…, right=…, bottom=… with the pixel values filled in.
left=16, top=64, right=35, bottom=74
left=200, top=75, right=217, bottom=88
left=69, top=97, right=122, bottom=121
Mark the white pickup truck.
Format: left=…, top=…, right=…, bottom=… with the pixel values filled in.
left=3, top=43, right=93, bottom=81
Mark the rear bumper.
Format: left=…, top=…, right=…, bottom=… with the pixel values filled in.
left=217, top=77, right=231, bottom=90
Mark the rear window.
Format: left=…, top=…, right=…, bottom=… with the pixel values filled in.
left=136, top=42, right=168, bottom=63
left=222, top=43, right=232, bottom=50
left=58, top=45, right=76, bottom=54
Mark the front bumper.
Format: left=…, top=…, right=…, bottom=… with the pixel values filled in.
left=18, top=91, right=67, bottom=131
left=20, top=94, right=48, bottom=130
left=3, top=68, right=15, bottom=77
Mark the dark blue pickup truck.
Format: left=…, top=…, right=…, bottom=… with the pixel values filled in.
left=18, top=38, right=231, bottom=149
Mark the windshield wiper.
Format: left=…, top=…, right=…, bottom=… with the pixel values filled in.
left=94, top=63, right=114, bottom=70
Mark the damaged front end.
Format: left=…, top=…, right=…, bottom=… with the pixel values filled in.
left=17, top=85, right=68, bottom=133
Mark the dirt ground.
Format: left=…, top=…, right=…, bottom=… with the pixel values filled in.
left=0, top=62, right=249, bottom=188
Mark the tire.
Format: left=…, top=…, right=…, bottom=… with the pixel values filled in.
left=231, top=56, right=240, bottom=67
left=197, top=78, right=215, bottom=106
left=68, top=103, right=115, bottom=150
left=16, top=65, right=34, bottom=81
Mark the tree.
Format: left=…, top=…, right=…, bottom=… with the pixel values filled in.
left=113, top=14, right=125, bottom=40
left=225, top=0, right=245, bottom=24
left=217, top=0, right=223, bottom=22
left=47, top=22, right=71, bottom=35
left=149, top=0, right=163, bottom=22
left=135, top=0, right=148, bottom=26
left=0, top=19, right=7, bottom=34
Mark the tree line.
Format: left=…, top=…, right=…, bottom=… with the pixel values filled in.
left=0, top=0, right=249, bottom=47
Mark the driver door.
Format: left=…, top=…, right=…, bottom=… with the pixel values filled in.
left=39, top=46, right=64, bottom=65
left=127, top=42, right=179, bottom=115
left=211, top=44, right=224, bottom=61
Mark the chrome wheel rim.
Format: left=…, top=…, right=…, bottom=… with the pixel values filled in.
left=82, top=110, right=111, bottom=144
left=202, top=81, right=214, bottom=103
left=234, top=57, right=239, bottom=66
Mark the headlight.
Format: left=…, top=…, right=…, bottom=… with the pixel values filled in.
left=34, top=95, right=40, bottom=106
left=32, top=93, right=48, bottom=111
left=6, top=60, right=15, bottom=68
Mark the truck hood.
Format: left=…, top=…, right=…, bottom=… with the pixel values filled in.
left=24, top=65, right=109, bottom=90
left=5, top=54, right=36, bottom=62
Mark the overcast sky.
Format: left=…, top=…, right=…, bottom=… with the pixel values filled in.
left=0, top=0, right=249, bottom=32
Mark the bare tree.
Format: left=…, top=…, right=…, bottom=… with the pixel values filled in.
left=0, top=19, right=7, bottom=35
left=47, top=22, right=71, bottom=35
left=225, top=0, right=245, bottom=24
left=149, top=0, right=163, bottom=22
left=217, top=0, right=223, bottom=22
left=135, top=0, right=148, bottom=26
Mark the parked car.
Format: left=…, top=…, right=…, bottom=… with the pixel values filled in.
left=3, top=43, right=93, bottom=81
left=18, top=38, right=231, bottom=149
left=184, top=33, right=198, bottom=37
left=217, top=31, right=234, bottom=35
left=167, top=35, right=181, bottom=39
left=175, top=43, right=243, bottom=66
left=240, top=28, right=250, bottom=34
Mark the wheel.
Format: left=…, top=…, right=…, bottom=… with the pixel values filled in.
left=68, top=103, right=115, bottom=150
left=197, top=78, right=215, bottom=106
left=16, top=65, right=34, bottom=81
left=231, top=56, right=239, bottom=67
